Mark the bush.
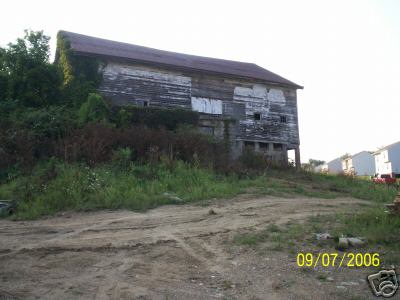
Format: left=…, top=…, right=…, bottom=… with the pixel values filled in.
left=238, top=147, right=268, bottom=171
left=56, top=123, right=117, bottom=165
left=0, top=128, right=48, bottom=170
left=12, top=106, right=78, bottom=138
left=0, top=105, right=78, bottom=175
left=110, top=105, right=199, bottom=130
left=112, top=147, right=133, bottom=170
left=78, top=93, right=110, bottom=125
left=114, top=108, right=132, bottom=128
left=56, top=123, right=221, bottom=167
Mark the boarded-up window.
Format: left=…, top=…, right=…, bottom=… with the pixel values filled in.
left=191, top=97, right=222, bottom=114
left=198, top=126, right=214, bottom=136
left=268, top=89, right=286, bottom=103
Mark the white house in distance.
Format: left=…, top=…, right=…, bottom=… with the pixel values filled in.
left=342, top=151, right=375, bottom=176
left=373, top=141, right=400, bottom=177
left=326, top=157, right=343, bottom=174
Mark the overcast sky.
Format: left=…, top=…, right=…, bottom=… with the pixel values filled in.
left=1, top=0, right=399, bottom=163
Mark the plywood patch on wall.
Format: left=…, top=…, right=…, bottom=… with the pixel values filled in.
left=191, top=97, right=222, bottom=115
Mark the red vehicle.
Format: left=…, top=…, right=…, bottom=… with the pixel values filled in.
left=372, top=174, right=397, bottom=185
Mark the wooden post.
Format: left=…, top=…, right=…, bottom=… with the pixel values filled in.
left=282, top=144, right=288, bottom=167
left=295, top=146, right=301, bottom=169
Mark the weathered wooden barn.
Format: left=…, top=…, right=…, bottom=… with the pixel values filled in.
left=58, top=31, right=303, bottom=165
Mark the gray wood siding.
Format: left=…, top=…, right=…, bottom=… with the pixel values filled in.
left=238, top=89, right=299, bottom=145
left=99, top=63, right=191, bottom=108
left=191, top=77, right=234, bottom=101
left=97, top=60, right=300, bottom=146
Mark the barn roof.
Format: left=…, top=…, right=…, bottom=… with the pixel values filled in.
left=58, top=31, right=303, bottom=89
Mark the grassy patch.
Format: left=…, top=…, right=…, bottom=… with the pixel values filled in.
left=1, top=161, right=247, bottom=219
left=0, top=161, right=397, bottom=220
left=234, top=228, right=270, bottom=246
left=331, top=206, right=400, bottom=264
left=234, top=207, right=400, bottom=264
left=231, top=171, right=398, bottom=262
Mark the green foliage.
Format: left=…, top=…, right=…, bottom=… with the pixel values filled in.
left=6, top=161, right=243, bottom=219
left=234, top=229, right=270, bottom=246
left=0, top=105, right=77, bottom=175
left=111, top=147, right=133, bottom=170
left=1, top=160, right=396, bottom=220
left=12, top=106, right=78, bottom=138
left=0, top=30, right=62, bottom=107
left=114, top=108, right=132, bottom=128
left=342, top=210, right=400, bottom=265
left=238, top=147, right=268, bottom=171
left=78, top=93, right=110, bottom=125
left=55, top=32, right=102, bottom=106
left=256, top=169, right=397, bottom=202
left=340, top=152, right=351, bottom=160
left=302, top=158, right=326, bottom=171
left=111, top=105, right=199, bottom=130
left=308, top=158, right=325, bottom=167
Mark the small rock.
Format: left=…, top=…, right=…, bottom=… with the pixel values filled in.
left=316, top=233, right=331, bottom=240
left=336, top=285, right=346, bottom=290
left=347, top=237, right=364, bottom=248
left=326, top=277, right=334, bottom=282
left=208, top=208, right=217, bottom=215
left=337, top=238, right=349, bottom=250
left=341, top=281, right=359, bottom=286
left=163, top=192, right=183, bottom=202
left=170, top=196, right=183, bottom=202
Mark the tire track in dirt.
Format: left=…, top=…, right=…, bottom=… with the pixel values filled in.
left=0, top=195, right=371, bottom=299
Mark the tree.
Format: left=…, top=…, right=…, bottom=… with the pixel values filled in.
left=308, top=159, right=325, bottom=167
left=302, top=158, right=326, bottom=172
left=0, top=30, right=61, bottom=107
left=340, top=153, right=351, bottom=160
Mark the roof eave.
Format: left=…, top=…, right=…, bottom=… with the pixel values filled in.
left=73, top=50, right=303, bottom=89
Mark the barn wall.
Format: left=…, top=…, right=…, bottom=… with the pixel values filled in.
left=99, top=62, right=192, bottom=108
left=98, top=60, right=300, bottom=160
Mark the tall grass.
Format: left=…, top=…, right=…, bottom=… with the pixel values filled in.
left=0, top=160, right=396, bottom=220
left=1, top=161, right=245, bottom=219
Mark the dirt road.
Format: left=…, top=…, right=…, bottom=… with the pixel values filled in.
left=0, top=195, right=379, bottom=299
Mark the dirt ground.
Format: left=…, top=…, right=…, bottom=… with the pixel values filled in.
left=0, top=195, right=386, bottom=299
